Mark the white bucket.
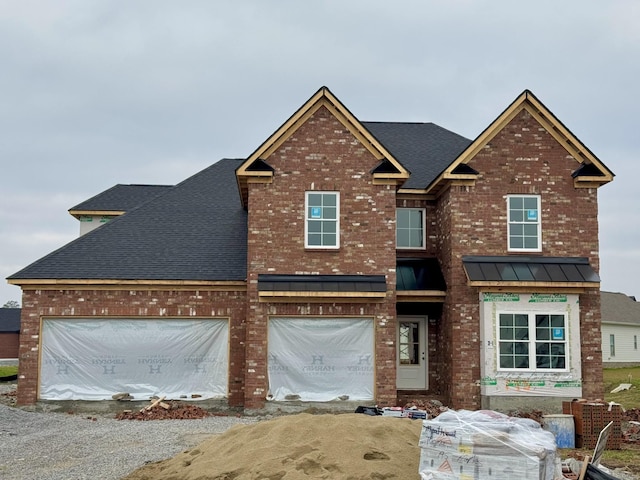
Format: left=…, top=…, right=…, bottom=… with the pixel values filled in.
left=542, top=414, right=575, bottom=448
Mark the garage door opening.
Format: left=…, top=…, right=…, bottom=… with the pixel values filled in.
left=267, top=318, right=374, bottom=402
left=40, top=318, right=228, bottom=401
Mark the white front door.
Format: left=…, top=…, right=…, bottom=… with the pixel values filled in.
left=396, top=317, right=427, bottom=389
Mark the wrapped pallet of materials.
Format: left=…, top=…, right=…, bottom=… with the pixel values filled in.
left=418, top=409, right=557, bottom=480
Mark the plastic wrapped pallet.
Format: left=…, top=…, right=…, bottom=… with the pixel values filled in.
left=418, top=409, right=557, bottom=480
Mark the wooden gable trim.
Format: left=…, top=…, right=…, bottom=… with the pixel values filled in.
left=69, top=210, right=125, bottom=218
left=236, top=87, right=409, bottom=206
left=8, top=278, right=247, bottom=292
left=425, top=90, right=614, bottom=195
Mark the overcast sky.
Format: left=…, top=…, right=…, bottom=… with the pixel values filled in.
left=1, top=0, right=639, bottom=305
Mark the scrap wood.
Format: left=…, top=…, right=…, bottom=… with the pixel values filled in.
left=139, top=395, right=166, bottom=413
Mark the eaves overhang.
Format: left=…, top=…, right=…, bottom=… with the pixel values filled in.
left=7, top=278, right=247, bottom=292
left=68, top=210, right=125, bottom=219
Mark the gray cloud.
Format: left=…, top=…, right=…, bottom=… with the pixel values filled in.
left=2, top=0, right=639, bottom=302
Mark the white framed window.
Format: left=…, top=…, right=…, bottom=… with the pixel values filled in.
left=507, top=195, right=541, bottom=252
left=305, top=191, right=339, bottom=249
left=498, top=312, right=568, bottom=371
left=610, top=334, right=616, bottom=357
left=634, top=335, right=638, bottom=351
left=396, top=208, right=425, bottom=249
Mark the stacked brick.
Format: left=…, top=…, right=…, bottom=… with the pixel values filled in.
left=562, top=400, right=622, bottom=449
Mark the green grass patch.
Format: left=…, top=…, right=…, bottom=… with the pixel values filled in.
left=604, top=366, right=640, bottom=409
left=0, top=365, right=18, bottom=378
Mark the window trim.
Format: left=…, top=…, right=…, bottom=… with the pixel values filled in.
left=507, top=194, right=542, bottom=252
left=396, top=207, right=426, bottom=250
left=610, top=334, right=616, bottom=357
left=496, top=311, right=569, bottom=373
left=305, top=191, right=340, bottom=249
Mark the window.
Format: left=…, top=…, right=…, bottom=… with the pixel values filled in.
left=635, top=335, right=638, bottom=351
left=610, top=334, right=616, bottom=357
left=305, top=192, right=339, bottom=248
left=498, top=313, right=567, bottom=371
left=396, top=208, right=425, bottom=249
left=507, top=195, right=541, bottom=251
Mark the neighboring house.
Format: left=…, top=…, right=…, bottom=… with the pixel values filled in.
left=601, top=291, right=640, bottom=366
left=7, top=87, right=614, bottom=411
left=0, top=308, right=21, bottom=359
left=69, top=184, right=173, bottom=235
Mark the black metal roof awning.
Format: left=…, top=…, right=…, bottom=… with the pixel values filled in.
left=257, top=274, right=387, bottom=302
left=462, top=256, right=600, bottom=286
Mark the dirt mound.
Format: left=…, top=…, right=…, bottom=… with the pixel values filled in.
left=122, top=413, right=423, bottom=480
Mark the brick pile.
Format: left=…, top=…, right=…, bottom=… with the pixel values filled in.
left=115, top=400, right=211, bottom=421
left=562, top=400, right=623, bottom=449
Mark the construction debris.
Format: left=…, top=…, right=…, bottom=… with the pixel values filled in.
left=610, top=384, right=632, bottom=394
left=116, top=399, right=211, bottom=421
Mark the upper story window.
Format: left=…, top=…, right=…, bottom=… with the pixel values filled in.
left=305, top=192, right=339, bottom=249
left=396, top=208, right=425, bottom=249
left=507, top=195, right=541, bottom=252
left=498, top=312, right=568, bottom=371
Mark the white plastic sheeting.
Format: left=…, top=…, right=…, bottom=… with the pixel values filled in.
left=267, top=318, right=374, bottom=402
left=40, top=318, right=228, bottom=401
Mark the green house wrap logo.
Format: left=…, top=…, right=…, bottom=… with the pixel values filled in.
left=480, top=376, right=497, bottom=386
left=553, top=380, right=582, bottom=388
left=529, top=293, right=567, bottom=303
left=483, top=293, right=519, bottom=302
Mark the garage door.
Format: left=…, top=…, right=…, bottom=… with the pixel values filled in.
left=267, top=318, right=374, bottom=402
left=40, top=318, right=228, bottom=401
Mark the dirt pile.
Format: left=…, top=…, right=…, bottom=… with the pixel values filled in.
left=122, top=413, right=423, bottom=480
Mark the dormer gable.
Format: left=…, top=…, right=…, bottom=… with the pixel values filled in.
left=235, top=86, right=409, bottom=207
left=426, top=89, right=614, bottom=195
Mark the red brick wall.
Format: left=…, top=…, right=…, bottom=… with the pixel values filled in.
left=435, top=108, right=603, bottom=408
left=16, top=288, right=247, bottom=406
left=0, top=333, right=19, bottom=358
left=245, top=105, right=398, bottom=408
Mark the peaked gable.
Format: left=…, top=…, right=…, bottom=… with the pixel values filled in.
left=236, top=86, right=409, bottom=207
left=426, top=90, right=614, bottom=195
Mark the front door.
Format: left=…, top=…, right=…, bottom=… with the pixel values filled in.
left=396, top=317, right=427, bottom=389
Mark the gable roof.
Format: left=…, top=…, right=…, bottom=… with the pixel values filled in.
left=363, top=122, right=472, bottom=191
left=8, top=159, right=247, bottom=285
left=235, top=86, right=410, bottom=206
left=426, top=89, right=614, bottom=195
left=601, top=291, right=640, bottom=326
left=0, top=308, right=20, bottom=333
left=69, top=184, right=173, bottom=218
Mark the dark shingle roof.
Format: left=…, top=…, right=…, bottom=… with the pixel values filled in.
left=9, top=159, right=247, bottom=282
left=601, top=291, right=640, bottom=325
left=69, top=184, right=173, bottom=213
left=0, top=308, right=20, bottom=332
left=362, top=122, right=472, bottom=189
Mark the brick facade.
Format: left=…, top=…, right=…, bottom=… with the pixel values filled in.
left=13, top=91, right=609, bottom=410
left=16, top=288, right=247, bottom=406
left=244, top=106, right=398, bottom=408
left=0, top=333, right=19, bottom=358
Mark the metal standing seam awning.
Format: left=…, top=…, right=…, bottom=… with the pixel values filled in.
left=257, top=274, right=387, bottom=302
left=257, top=258, right=448, bottom=303
left=462, top=256, right=600, bottom=288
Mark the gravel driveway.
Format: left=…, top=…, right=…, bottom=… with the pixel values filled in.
left=0, top=383, right=256, bottom=480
